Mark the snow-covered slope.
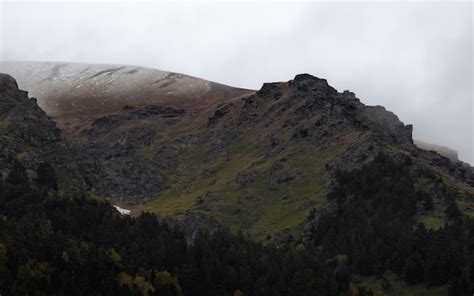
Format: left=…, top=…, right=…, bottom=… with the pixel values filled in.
left=0, top=61, right=252, bottom=131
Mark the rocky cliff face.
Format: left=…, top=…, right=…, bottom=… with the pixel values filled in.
left=0, top=74, right=88, bottom=190
left=0, top=74, right=60, bottom=173
left=0, top=74, right=60, bottom=153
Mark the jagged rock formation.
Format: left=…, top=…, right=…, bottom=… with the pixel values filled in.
left=0, top=73, right=60, bottom=161
left=0, top=73, right=86, bottom=189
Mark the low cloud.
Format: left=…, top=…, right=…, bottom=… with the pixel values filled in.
left=1, top=1, right=472, bottom=162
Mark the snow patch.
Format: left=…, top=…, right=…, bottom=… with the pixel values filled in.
left=113, top=205, right=131, bottom=215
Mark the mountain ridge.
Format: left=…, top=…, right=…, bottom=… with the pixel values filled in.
left=0, top=61, right=254, bottom=133
left=1, top=71, right=474, bottom=294
left=1, top=61, right=465, bottom=165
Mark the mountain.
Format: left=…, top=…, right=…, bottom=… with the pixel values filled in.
left=1, top=63, right=473, bottom=236
left=1, top=61, right=463, bottom=162
left=0, top=61, right=252, bottom=132
left=0, top=72, right=348, bottom=296
left=0, top=66, right=474, bottom=295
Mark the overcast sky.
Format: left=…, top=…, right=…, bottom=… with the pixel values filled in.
left=1, top=1, right=473, bottom=163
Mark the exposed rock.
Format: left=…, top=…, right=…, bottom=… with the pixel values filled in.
left=89, top=157, right=165, bottom=199
left=195, top=191, right=223, bottom=205
left=128, top=105, right=185, bottom=118
left=339, top=90, right=357, bottom=99
left=236, top=168, right=257, bottom=186
left=276, top=171, right=295, bottom=184
left=300, top=201, right=338, bottom=244
left=163, top=212, right=229, bottom=240
left=363, top=105, right=413, bottom=144
left=154, top=149, right=179, bottom=169
left=298, top=199, right=316, bottom=211
left=208, top=139, right=226, bottom=160
left=207, top=105, right=229, bottom=127
left=292, top=127, right=309, bottom=139
left=266, top=228, right=295, bottom=247
left=0, top=74, right=87, bottom=190
left=289, top=74, right=337, bottom=97
left=256, top=82, right=283, bottom=99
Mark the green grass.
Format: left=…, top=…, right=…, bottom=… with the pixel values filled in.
left=0, top=120, right=9, bottom=134
left=137, top=145, right=157, bottom=160
left=417, top=215, right=445, bottom=230
left=138, top=130, right=367, bottom=239
left=141, top=148, right=326, bottom=239
left=456, top=199, right=474, bottom=219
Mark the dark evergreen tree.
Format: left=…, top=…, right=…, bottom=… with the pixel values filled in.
left=0, top=162, right=348, bottom=296
left=36, top=162, right=58, bottom=191
left=6, top=159, right=29, bottom=186
left=309, top=153, right=474, bottom=294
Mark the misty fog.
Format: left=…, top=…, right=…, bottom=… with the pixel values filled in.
left=0, top=1, right=472, bottom=163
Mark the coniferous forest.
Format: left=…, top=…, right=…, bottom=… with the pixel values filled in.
left=0, top=160, right=348, bottom=296
left=309, top=154, right=474, bottom=295
left=2, top=155, right=474, bottom=295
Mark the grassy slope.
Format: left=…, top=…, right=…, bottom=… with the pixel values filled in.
left=137, top=128, right=366, bottom=239
left=133, top=108, right=474, bottom=242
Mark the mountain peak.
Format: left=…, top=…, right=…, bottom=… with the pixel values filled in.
left=289, top=73, right=337, bottom=95
left=293, top=73, right=326, bottom=83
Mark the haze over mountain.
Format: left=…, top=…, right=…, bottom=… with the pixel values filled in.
left=0, top=61, right=463, bottom=163
left=2, top=1, right=472, bottom=164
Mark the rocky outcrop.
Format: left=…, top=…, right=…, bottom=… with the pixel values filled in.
left=0, top=74, right=88, bottom=189
left=0, top=74, right=59, bottom=167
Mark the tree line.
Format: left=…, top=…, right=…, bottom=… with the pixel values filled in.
left=0, top=160, right=347, bottom=295
left=309, top=154, right=474, bottom=295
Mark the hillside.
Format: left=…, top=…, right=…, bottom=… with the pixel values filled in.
left=0, top=72, right=350, bottom=296
left=0, top=69, right=473, bottom=295
left=1, top=66, right=473, bottom=237
left=0, top=61, right=252, bottom=132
